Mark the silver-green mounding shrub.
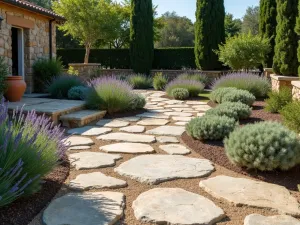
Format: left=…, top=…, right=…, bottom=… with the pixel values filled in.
left=210, top=87, right=237, bottom=103
left=171, top=88, right=189, bottom=100
left=186, top=115, right=237, bottom=140
left=206, top=102, right=252, bottom=120
left=225, top=121, right=300, bottom=171
left=222, top=89, right=256, bottom=106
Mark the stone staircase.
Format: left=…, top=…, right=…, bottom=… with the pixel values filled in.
left=60, top=110, right=106, bottom=128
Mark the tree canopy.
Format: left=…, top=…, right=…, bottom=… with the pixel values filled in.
left=242, top=6, right=259, bottom=35
left=155, top=11, right=194, bottom=48
left=225, top=13, right=242, bottom=38
left=52, top=0, right=121, bottom=63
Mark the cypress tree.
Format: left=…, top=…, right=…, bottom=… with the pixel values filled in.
left=195, top=0, right=225, bottom=70
left=130, top=0, right=154, bottom=74
left=259, top=0, right=277, bottom=68
left=273, top=0, right=298, bottom=76
left=295, top=0, right=300, bottom=75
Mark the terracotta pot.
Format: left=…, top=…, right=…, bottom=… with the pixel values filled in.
left=5, top=76, right=27, bottom=102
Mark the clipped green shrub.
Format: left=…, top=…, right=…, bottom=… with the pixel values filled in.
left=280, top=101, right=300, bottom=133
left=212, top=72, right=271, bottom=97
left=225, top=121, right=300, bottom=171
left=206, top=102, right=252, bottom=120
left=153, top=72, right=168, bottom=90
left=210, top=87, right=237, bottom=103
left=165, top=79, right=204, bottom=97
left=86, top=77, right=136, bottom=114
left=128, top=74, right=152, bottom=89
left=265, top=87, right=292, bottom=113
left=129, top=94, right=146, bottom=110
left=171, top=88, right=189, bottom=100
left=67, top=86, right=89, bottom=100
left=222, top=89, right=256, bottom=106
left=33, top=57, right=63, bottom=93
left=0, top=57, right=8, bottom=96
left=48, top=75, right=84, bottom=99
left=178, top=73, right=210, bottom=86
left=186, top=115, right=237, bottom=140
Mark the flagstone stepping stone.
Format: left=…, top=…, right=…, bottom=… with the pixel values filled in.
left=183, top=110, right=198, bottom=113
left=165, top=105, right=190, bottom=108
left=175, top=121, right=188, bottom=126
left=149, top=92, right=165, bottom=97
left=200, top=176, right=300, bottom=216
left=159, top=144, right=191, bottom=155
left=164, top=100, right=184, bottom=104
left=244, top=214, right=300, bottom=225
left=118, top=116, right=141, bottom=122
left=96, top=119, right=112, bottom=126
left=150, top=98, right=169, bottom=102
left=67, top=126, right=112, bottom=136
left=42, top=192, right=125, bottom=225
left=63, top=136, right=94, bottom=147
left=145, top=106, right=164, bottom=110
left=68, top=146, right=91, bottom=151
left=103, top=120, right=130, bottom=128
left=115, top=155, right=214, bottom=184
left=172, top=117, right=194, bottom=122
left=137, top=112, right=169, bottom=119
left=164, top=112, right=193, bottom=117
left=100, top=143, right=155, bottom=154
left=148, top=109, right=173, bottom=113
left=156, top=136, right=179, bottom=143
left=69, top=172, right=127, bottom=190
left=132, top=188, right=225, bottom=225
left=157, top=102, right=166, bottom=106
left=120, top=125, right=145, bottom=133
left=69, top=152, right=122, bottom=170
left=146, top=126, right=185, bottom=136
left=137, top=118, right=169, bottom=126
left=97, top=132, right=156, bottom=143
left=186, top=101, right=208, bottom=105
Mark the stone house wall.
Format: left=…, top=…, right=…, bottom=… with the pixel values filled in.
left=0, top=3, right=56, bottom=93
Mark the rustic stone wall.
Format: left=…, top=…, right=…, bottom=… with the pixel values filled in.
left=0, top=3, right=56, bottom=93
left=270, top=74, right=299, bottom=92
left=292, top=81, right=300, bottom=100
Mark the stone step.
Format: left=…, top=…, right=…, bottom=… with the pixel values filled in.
left=60, top=110, right=106, bottom=128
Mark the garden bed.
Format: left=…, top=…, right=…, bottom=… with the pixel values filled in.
left=0, top=156, right=70, bottom=225
left=182, top=100, right=300, bottom=193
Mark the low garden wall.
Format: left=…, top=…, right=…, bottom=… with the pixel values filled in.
left=270, top=74, right=299, bottom=92
left=292, top=81, right=300, bottom=100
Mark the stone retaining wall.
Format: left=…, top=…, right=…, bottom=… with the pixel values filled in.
left=292, top=81, right=300, bottom=100
left=270, top=74, right=299, bottom=92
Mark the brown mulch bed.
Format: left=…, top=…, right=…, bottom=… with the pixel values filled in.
left=0, top=156, right=70, bottom=225
left=182, top=100, right=300, bottom=192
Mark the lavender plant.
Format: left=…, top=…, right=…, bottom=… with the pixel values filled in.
left=86, top=76, right=135, bottom=114
left=0, top=99, right=67, bottom=207
left=211, top=73, right=271, bottom=97
left=165, top=78, right=204, bottom=97
left=127, top=74, right=152, bottom=89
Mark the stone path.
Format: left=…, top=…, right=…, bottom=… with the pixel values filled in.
left=41, top=90, right=300, bottom=225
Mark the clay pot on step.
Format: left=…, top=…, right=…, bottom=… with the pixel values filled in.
left=5, top=76, right=27, bottom=102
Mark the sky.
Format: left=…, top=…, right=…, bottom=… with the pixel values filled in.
left=148, top=0, right=259, bottom=21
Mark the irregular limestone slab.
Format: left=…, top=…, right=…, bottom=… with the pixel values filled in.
left=186, top=101, right=208, bottom=105
left=115, top=155, right=214, bottom=184
left=67, top=126, right=112, bottom=136
left=118, top=116, right=141, bottom=122
left=149, top=92, right=165, bottom=98
left=200, top=176, right=300, bottom=216
left=150, top=97, right=169, bottom=102
left=146, top=126, right=185, bottom=136
left=100, top=143, right=155, bottom=154
left=96, top=119, right=112, bottom=126
left=156, top=136, right=179, bottom=143
left=244, top=214, right=300, bottom=225
left=148, top=109, right=172, bottom=113
left=42, top=192, right=125, bottom=225
left=63, top=136, right=94, bottom=147
left=68, top=146, right=91, bottom=151
left=69, top=172, right=127, bottom=190
left=164, top=105, right=190, bottom=108
left=159, top=144, right=191, bottom=155
left=137, top=112, right=169, bottom=119
left=164, top=100, right=184, bottom=104
left=97, top=132, right=156, bottom=143
left=175, top=121, right=188, bottom=126
left=103, top=120, right=130, bottom=128
left=133, top=188, right=225, bottom=225
left=145, top=106, right=164, bottom=110
left=137, top=118, right=169, bottom=126
left=172, top=117, right=194, bottom=122
left=69, top=152, right=122, bottom=170
left=120, top=125, right=145, bottom=133
left=164, top=112, right=193, bottom=117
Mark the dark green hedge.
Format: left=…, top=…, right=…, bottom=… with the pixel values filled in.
left=57, top=48, right=196, bottom=70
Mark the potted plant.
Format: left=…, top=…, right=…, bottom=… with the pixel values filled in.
left=0, top=57, right=26, bottom=102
